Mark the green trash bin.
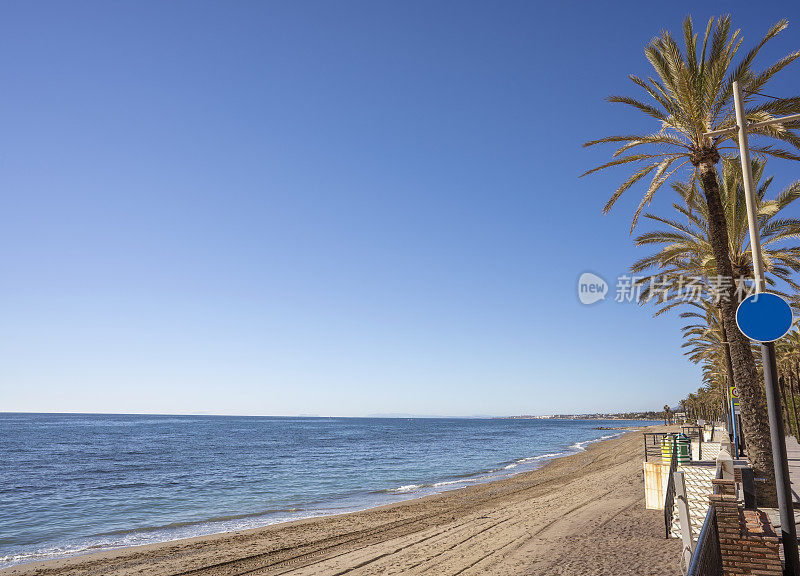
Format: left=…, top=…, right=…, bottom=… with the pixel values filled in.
left=676, top=433, right=691, bottom=467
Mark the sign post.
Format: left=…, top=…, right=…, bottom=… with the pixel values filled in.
left=736, top=292, right=796, bottom=570
left=729, top=384, right=740, bottom=458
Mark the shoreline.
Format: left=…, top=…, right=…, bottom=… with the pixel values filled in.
left=1, top=427, right=633, bottom=570
left=2, top=425, right=679, bottom=575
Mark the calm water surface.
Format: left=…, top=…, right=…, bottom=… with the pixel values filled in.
left=0, top=414, right=655, bottom=567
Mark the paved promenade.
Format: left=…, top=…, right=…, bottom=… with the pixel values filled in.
left=786, top=435, right=800, bottom=503
left=764, top=436, right=800, bottom=535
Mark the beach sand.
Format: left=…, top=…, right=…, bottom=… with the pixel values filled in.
left=3, top=426, right=681, bottom=576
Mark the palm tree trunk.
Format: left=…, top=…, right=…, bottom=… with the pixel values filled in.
left=721, top=322, right=736, bottom=386
left=789, top=365, right=800, bottom=442
left=720, top=376, right=729, bottom=429
left=786, top=368, right=800, bottom=442
left=697, top=160, right=777, bottom=506
left=720, top=320, right=736, bottom=434
left=780, top=374, right=792, bottom=436
left=725, top=378, right=733, bottom=431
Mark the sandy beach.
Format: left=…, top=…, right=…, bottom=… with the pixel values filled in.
left=3, top=426, right=680, bottom=576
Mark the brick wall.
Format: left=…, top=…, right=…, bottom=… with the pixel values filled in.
left=710, top=478, right=782, bottom=575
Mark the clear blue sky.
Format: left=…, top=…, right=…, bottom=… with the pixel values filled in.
left=2, top=1, right=800, bottom=416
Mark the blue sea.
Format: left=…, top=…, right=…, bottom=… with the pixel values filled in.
left=0, top=414, right=655, bottom=568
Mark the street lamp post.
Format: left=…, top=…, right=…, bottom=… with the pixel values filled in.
left=704, top=80, right=799, bottom=575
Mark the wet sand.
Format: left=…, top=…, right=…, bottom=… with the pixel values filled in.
left=3, top=426, right=680, bottom=576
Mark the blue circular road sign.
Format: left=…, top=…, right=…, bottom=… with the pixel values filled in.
left=735, top=292, right=794, bottom=343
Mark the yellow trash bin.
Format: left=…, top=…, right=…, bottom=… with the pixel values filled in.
left=661, top=434, right=675, bottom=467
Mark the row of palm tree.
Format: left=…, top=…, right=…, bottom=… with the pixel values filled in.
left=777, top=332, right=800, bottom=439
left=583, top=14, right=800, bottom=506
left=653, top=160, right=800, bottom=450
left=679, top=385, right=725, bottom=423
left=678, top=328, right=800, bottom=448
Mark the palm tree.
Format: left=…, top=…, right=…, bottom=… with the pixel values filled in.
left=681, top=385, right=724, bottom=423
left=680, top=298, right=735, bottom=424
left=663, top=404, right=672, bottom=425
left=687, top=393, right=698, bottom=420
left=583, top=15, right=800, bottom=504
left=633, top=158, right=800, bottom=310
left=777, top=329, right=800, bottom=440
left=632, top=161, right=800, bottom=444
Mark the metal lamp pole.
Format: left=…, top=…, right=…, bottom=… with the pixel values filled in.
left=704, top=80, right=799, bottom=575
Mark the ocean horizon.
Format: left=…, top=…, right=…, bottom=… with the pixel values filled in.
left=0, top=413, right=657, bottom=568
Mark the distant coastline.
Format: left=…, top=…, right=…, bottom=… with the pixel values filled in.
left=495, top=411, right=661, bottom=421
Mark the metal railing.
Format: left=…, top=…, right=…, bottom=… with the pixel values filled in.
left=685, top=502, right=722, bottom=575
left=643, top=432, right=669, bottom=462
left=682, top=425, right=703, bottom=453
left=664, top=441, right=679, bottom=538
left=685, top=466, right=724, bottom=575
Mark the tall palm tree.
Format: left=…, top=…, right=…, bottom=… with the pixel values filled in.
left=583, top=15, right=800, bottom=504
left=632, top=161, right=800, bottom=442
left=633, top=158, right=800, bottom=311
left=777, top=329, right=800, bottom=440
left=663, top=404, right=672, bottom=425
left=680, top=298, right=735, bottom=423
